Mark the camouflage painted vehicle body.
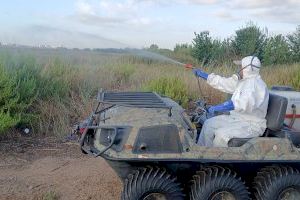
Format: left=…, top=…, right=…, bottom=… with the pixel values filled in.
left=80, top=91, right=300, bottom=200
left=93, top=105, right=300, bottom=161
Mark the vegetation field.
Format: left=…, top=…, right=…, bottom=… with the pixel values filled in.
left=0, top=45, right=299, bottom=138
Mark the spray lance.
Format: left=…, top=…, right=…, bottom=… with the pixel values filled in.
left=179, top=62, right=207, bottom=101
left=131, top=49, right=207, bottom=100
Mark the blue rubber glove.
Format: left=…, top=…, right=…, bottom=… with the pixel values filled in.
left=192, top=69, right=208, bottom=80
left=208, top=100, right=234, bottom=114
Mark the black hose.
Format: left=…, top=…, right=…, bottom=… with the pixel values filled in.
left=196, top=77, right=208, bottom=102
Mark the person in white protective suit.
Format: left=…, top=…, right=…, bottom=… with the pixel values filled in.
left=193, top=56, right=269, bottom=147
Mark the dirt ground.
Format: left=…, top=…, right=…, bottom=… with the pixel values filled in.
left=0, top=137, right=122, bottom=200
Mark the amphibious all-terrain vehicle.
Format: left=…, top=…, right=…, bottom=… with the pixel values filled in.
left=80, top=89, right=300, bottom=200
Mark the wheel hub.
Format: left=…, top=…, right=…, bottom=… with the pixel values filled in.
left=143, top=193, right=167, bottom=200
left=280, top=188, right=300, bottom=200
left=211, top=191, right=236, bottom=200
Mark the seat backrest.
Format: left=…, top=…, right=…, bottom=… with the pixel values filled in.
left=266, top=93, right=288, bottom=131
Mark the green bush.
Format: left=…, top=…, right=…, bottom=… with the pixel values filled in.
left=263, top=35, right=290, bottom=65
left=191, top=32, right=235, bottom=66
left=0, top=111, right=19, bottom=133
left=287, top=25, right=300, bottom=62
left=210, top=39, right=235, bottom=66
left=173, top=44, right=196, bottom=64
left=143, top=77, right=190, bottom=107
left=232, top=22, right=267, bottom=58
left=0, top=64, right=20, bottom=133
left=192, top=31, right=214, bottom=65
left=0, top=55, right=40, bottom=133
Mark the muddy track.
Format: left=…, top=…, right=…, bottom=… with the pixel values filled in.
left=0, top=137, right=122, bottom=200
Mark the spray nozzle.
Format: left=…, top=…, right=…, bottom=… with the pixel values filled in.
left=184, top=63, right=194, bottom=69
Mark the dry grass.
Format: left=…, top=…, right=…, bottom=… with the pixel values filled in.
left=36, top=60, right=300, bottom=136
left=1, top=47, right=299, bottom=137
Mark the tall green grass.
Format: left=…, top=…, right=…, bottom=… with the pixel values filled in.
left=143, top=77, right=191, bottom=107
left=0, top=47, right=299, bottom=137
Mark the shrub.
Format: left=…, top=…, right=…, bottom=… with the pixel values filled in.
left=149, top=44, right=159, bottom=50
left=232, top=22, right=267, bottom=58
left=287, top=25, right=300, bottom=62
left=210, top=39, right=236, bottom=66
left=263, top=35, right=290, bottom=65
left=192, top=31, right=213, bottom=65
left=173, top=44, right=196, bottom=64
left=174, top=43, right=192, bottom=54
left=0, top=54, right=42, bottom=133
left=0, top=64, right=20, bottom=133
left=143, top=77, right=190, bottom=107
left=191, top=32, right=235, bottom=66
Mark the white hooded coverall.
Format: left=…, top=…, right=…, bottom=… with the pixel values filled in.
left=197, top=56, right=269, bottom=147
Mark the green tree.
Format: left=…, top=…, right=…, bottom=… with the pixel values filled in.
left=210, top=39, right=235, bottom=65
left=192, top=32, right=235, bottom=65
left=149, top=44, right=159, bottom=50
left=192, top=31, right=213, bottom=65
left=262, top=34, right=290, bottom=65
left=174, top=43, right=192, bottom=53
left=287, top=25, right=300, bottom=62
left=233, top=22, right=267, bottom=58
left=173, top=43, right=195, bottom=64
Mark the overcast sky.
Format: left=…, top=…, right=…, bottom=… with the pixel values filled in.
left=0, top=0, right=299, bottom=49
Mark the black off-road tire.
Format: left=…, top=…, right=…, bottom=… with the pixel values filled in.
left=254, top=165, right=300, bottom=200
left=190, top=166, right=250, bottom=200
left=121, top=167, right=184, bottom=200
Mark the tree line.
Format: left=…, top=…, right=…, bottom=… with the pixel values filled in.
left=149, top=22, right=300, bottom=66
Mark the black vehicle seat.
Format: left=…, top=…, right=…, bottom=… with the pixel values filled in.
left=266, top=95, right=300, bottom=147
left=228, top=93, right=288, bottom=147
left=264, top=95, right=300, bottom=147
left=265, top=93, right=288, bottom=134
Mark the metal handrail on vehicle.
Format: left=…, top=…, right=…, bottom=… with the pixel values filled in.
left=94, top=91, right=173, bottom=117
left=80, top=125, right=117, bottom=157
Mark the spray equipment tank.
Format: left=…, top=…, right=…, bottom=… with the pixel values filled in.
left=271, top=86, right=300, bottom=131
